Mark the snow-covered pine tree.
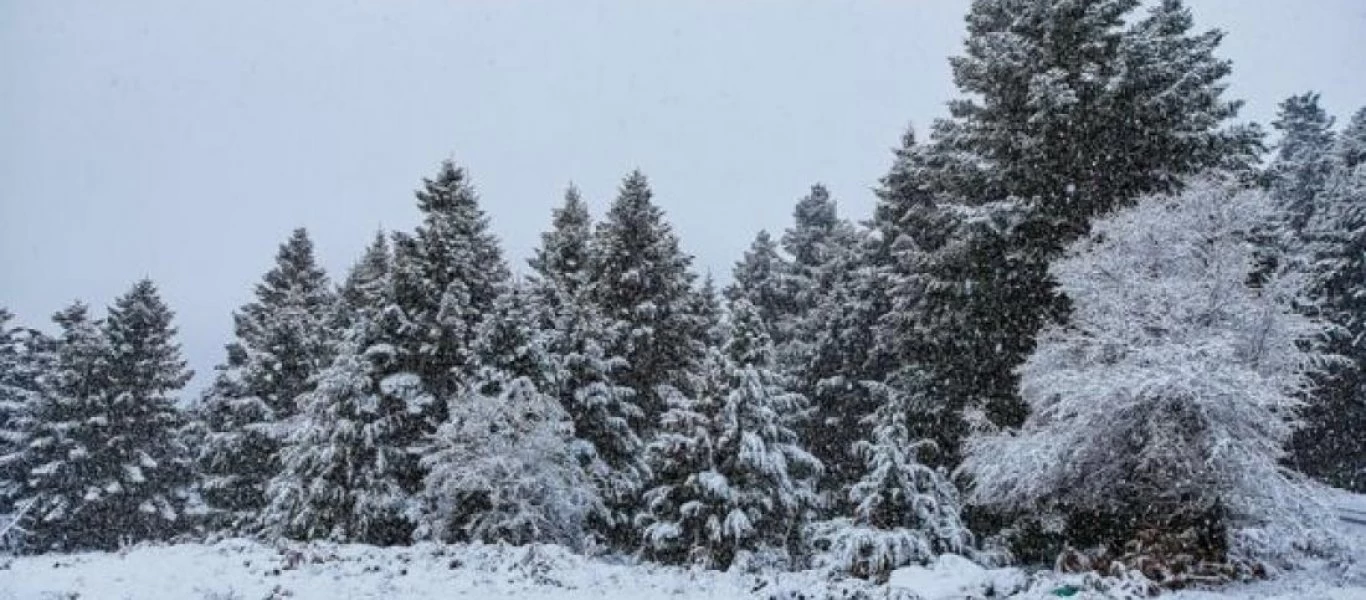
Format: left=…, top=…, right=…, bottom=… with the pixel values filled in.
left=810, top=375, right=973, bottom=581
left=261, top=327, right=429, bottom=545
left=724, top=231, right=793, bottom=345
left=195, top=228, right=336, bottom=530
left=689, top=274, right=726, bottom=351
left=469, top=280, right=553, bottom=395
left=872, top=129, right=1020, bottom=468
left=1268, top=92, right=1338, bottom=235
left=529, top=190, right=646, bottom=550
left=17, top=283, right=194, bottom=551
left=0, top=309, right=22, bottom=510
left=0, top=309, right=51, bottom=513
left=637, top=349, right=723, bottom=566
left=98, top=279, right=195, bottom=545
left=1291, top=143, right=1366, bottom=491
left=961, top=178, right=1337, bottom=564
left=876, top=0, right=1259, bottom=463
left=589, top=170, right=706, bottom=432
left=779, top=185, right=888, bottom=495
left=9, top=303, right=111, bottom=550
left=1338, top=107, right=1366, bottom=170
left=639, top=300, right=820, bottom=569
left=391, top=160, right=510, bottom=410
left=528, top=186, right=594, bottom=315
left=333, top=231, right=392, bottom=332
left=260, top=232, right=433, bottom=544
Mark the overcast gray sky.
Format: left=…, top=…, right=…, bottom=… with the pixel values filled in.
left=3, top=0, right=1364, bottom=393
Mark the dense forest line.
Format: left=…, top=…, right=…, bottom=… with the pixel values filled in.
left=3, top=0, right=1365, bottom=589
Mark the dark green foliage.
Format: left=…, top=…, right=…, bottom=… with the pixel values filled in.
left=17, top=282, right=194, bottom=552
left=195, top=228, right=336, bottom=528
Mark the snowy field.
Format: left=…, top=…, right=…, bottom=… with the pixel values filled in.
left=3, top=493, right=1365, bottom=600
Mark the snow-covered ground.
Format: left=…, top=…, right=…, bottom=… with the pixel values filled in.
left=3, top=493, right=1365, bottom=600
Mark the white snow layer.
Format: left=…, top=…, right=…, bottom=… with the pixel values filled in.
left=2, top=494, right=1364, bottom=600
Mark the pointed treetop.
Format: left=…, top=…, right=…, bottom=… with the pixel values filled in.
left=725, top=298, right=774, bottom=369
left=52, top=301, right=93, bottom=331
left=726, top=230, right=782, bottom=301
left=105, top=278, right=192, bottom=393
left=1337, top=107, right=1366, bottom=170
left=254, top=227, right=332, bottom=312
left=417, top=159, right=475, bottom=214
left=529, top=184, right=594, bottom=286
left=784, top=184, right=843, bottom=268
left=340, top=230, right=392, bottom=311
left=1273, top=92, right=1337, bottom=164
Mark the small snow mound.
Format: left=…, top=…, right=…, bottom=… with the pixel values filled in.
left=887, top=554, right=1025, bottom=600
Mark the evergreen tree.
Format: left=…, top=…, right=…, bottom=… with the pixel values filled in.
left=333, top=231, right=392, bottom=331
left=873, top=130, right=1018, bottom=467
left=11, top=303, right=110, bottom=550
left=529, top=192, right=645, bottom=548
left=1268, top=92, right=1338, bottom=234
left=689, top=273, right=726, bottom=351
left=638, top=300, right=820, bottom=569
left=99, top=279, right=195, bottom=545
left=1291, top=153, right=1366, bottom=490
left=470, top=281, right=553, bottom=395
left=391, top=160, right=510, bottom=409
left=1338, top=107, right=1366, bottom=170
left=588, top=170, right=704, bottom=434
left=17, top=283, right=193, bottom=551
left=196, top=228, right=336, bottom=529
left=0, top=309, right=50, bottom=512
left=528, top=186, right=594, bottom=313
left=261, top=331, right=428, bottom=545
left=878, top=0, right=1256, bottom=464
left=779, top=185, right=887, bottom=493
left=725, top=230, right=793, bottom=343
left=261, top=226, right=438, bottom=545
left=810, top=377, right=973, bottom=581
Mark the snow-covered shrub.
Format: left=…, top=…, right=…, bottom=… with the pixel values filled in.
left=961, top=177, right=1341, bottom=565
left=810, top=382, right=973, bottom=581
left=637, top=301, right=821, bottom=570
left=416, top=377, right=601, bottom=550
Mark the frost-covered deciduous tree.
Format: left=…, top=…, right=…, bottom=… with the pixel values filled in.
left=416, top=377, right=599, bottom=548
left=414, top=277, right=600, bottom=548
left=885, top=0, right=1259, bottom=459
left=961, top=179, right=1337, bottom=563
left=195, top=228, right=336, bottom=530
left=638, top=300, right=820, bottom=569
